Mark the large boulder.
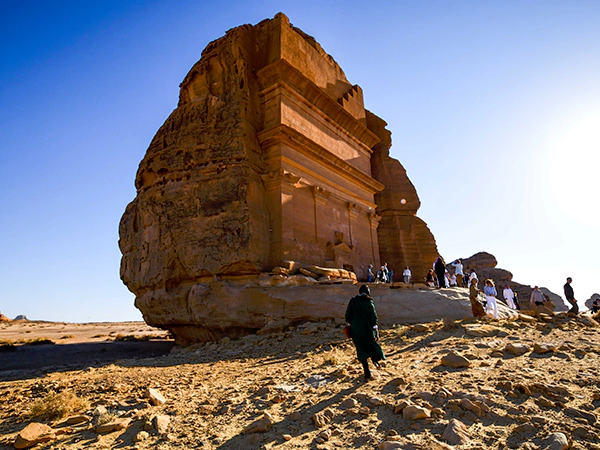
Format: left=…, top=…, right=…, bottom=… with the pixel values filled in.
left=137, top=281, right=518, bottom=344
left=585, top=293, right=600, bottom=311
left=119, top=13, right=439, bottom=343
left=448, top=252, right=567, bottom=312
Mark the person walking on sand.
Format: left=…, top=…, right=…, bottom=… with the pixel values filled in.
left=345, top=285, right=385, bottom=381
left=434, top=256, right=446, bottom=288
left=483, top=279, right=499, bottom=319
left=503, top=285, right=516, bottom=309
left=402, top=266, right=411, bottom=284
left=469, top=278, right=486, bottom=317
left=563, top=277, right=578, bottom=314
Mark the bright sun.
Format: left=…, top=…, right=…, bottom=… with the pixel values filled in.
left=548, top=113, right=600, bottom=226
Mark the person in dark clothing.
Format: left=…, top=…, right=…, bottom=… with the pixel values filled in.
left=434, top=256, right=446, bottom=288
left=345, top=285, right=385, bottom=381
left=425, top=269, right=435, bottom=287
left=564, top=277, right=578, bottom=314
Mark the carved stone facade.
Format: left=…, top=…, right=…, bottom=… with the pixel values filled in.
left=119, top=13, right=439, bottom=341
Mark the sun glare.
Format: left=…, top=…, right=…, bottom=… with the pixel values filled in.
left=547, top=113, right=600, bottom=226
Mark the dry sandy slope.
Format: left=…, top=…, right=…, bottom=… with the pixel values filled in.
left=1, top=314, right=600, bottom=449
left=0, top=321, right=168, bottom=344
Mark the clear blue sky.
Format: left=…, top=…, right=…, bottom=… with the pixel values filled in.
left=1, top=0, right=598, bottom=322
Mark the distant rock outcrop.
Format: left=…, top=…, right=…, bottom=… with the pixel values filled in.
left=448, top=252, right=568, bottom=312
left=585, top=294, right=600, bottom=311
left=13, top=315, right=28, bottom=321
left=0, top=313, right=11, bottom=322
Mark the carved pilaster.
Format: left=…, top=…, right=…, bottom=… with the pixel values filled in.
left=348, top=202, right=359, bottom=220
left=369, top=211, right=381, bottom=229
left=313, top=186, right=330, bottom=206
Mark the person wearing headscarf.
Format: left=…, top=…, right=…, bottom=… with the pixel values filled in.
left=503, top=285, right=516, bottom=309
left=345, top=285, right=385, bottom=381
left=483, top=279, right=499, bottom=319
left=469, top=277, right=486, bottom=317
left=434, top=256, right=446, bottom=288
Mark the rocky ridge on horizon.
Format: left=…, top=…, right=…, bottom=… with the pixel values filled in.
left=447, top=252, right=569, bottom=312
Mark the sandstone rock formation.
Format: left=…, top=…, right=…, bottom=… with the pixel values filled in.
left=132, top=281, right=519, bottom=344
left=448, top=252, right=567, bottom=312
left=585, top=293, right=600, bottom=311
left=119, top=13, right=439, bottom=342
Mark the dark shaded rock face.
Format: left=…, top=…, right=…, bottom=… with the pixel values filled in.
left=119, top=13, right=439, bottom=342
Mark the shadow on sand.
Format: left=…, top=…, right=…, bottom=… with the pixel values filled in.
left=0, top=340, right=176, bottom=382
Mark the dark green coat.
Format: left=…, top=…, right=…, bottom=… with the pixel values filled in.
left=345, top=294, right=386, bottom=362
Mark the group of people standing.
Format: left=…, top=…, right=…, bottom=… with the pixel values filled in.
left=346, top=269, right=582, bottom=382
left=367, top=263, right=395, bottom=284
left=425, top=258, right=475, bottom=289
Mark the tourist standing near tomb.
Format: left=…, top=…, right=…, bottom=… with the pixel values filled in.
left=469, top=278, right=486, bottom=317
left=377, top=263, right=389, bottom=283
left=444, top=270, right=452, bottom=288
left=434, top=256, right=446, bottom=288
left=592, top=299, right=600, bottom=313
left=452, top=259, right=464, bottom=287
left=425, top=270, right=435, bottom=287
left=367, top=264, right=374, bottom=283
left=513, top=291, right=520, bottom=310
left=483, top=279, right=499, bottom=319
left=388, top=268, right=394, bottom=283
left=345, top=285, right=385, bottom=381
left=563, top=277, right=578, bottom=314
left=503, top=285, right=516, bottom=309
left=402, top=266, right=411, bottom=284
left=469, top=269, right=478, bottom=283
left=530, top=286, right=545, bottom=309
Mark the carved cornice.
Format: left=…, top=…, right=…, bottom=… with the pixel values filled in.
left=257, top=124, right=385, bottom=195
left=257, top=59, right=380, bottom=149
left=260, top=168, right=302, bottom=192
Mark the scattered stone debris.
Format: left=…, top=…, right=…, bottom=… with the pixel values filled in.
left=2, top=313, right=600, bottom=449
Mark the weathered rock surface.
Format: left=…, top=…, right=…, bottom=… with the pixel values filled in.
left=2, top=315, right=599, bottom=450
left=585, top=293, right=600, bottom=311
left=137, top=281, right=521, bottom=343
left=119, top=13, right=439, bottom=343
left=449, top=252, right=567, bottom=312
left=442, top=418, right=470, bottom=445
left=14, top=423, right=55, bottom=449
left=440, top=351, right=471, bottom=368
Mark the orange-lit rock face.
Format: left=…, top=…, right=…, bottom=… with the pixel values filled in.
left=367, top=112, right=439, bottom=282
left=119, top=13, right=439, bottom=340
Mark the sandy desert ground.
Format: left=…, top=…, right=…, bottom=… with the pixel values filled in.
left=1, top=312, right=600, bottom=450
